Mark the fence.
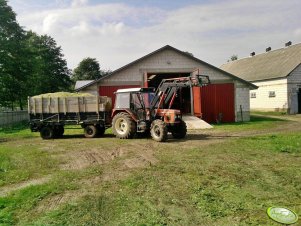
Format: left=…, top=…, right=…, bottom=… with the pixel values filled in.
left=0, top=111, right=28, bottom=127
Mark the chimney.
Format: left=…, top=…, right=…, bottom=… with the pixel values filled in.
left=285, top=41, right=292, bottom=47
left=266, top=47, right=271, bottom=52
left=250, top=52, right=255, bottom=57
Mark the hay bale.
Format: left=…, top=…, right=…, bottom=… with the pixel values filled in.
left=32, top=92, right=94, bottom=98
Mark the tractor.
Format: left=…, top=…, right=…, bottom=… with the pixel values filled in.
left=111, top=74, right=210, bottom=142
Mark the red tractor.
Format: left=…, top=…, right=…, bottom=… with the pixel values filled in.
left=111, top=74, right=210, bottom=142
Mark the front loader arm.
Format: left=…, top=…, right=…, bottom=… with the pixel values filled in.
left=149, top=74, right=210, bottom=111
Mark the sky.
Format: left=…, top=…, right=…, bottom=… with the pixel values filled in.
left=8, top=0, right=301, bottom=70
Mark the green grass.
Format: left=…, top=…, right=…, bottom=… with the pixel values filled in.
left=21, top=132, right=300, bottom=226
left=213, top=115, right=287, bottom=131
left=0, top=114, right=300, bottom=225
left=251, top=111, right=287, bottom=116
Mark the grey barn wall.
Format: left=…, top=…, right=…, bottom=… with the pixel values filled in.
left=100, top=49, right=234, bottom=85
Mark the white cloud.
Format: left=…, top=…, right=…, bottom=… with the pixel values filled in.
left=42, top=13, right=60, bottom=33
left=12, top=0, right=301, bottom=69
left=71, top=0, right=88, bottom=8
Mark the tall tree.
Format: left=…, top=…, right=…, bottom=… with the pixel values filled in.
left=0, top=0, right=29, bottom=110
left=0, top=1, right=72, bottom=110
left=72, top=57, right=110, bottom=82
left=25, top=31, right=72, bottom=95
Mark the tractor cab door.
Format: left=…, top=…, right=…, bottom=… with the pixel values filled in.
left=131, top=92, right=154, bottom=121
left=131, top=93, right=146, bottom=120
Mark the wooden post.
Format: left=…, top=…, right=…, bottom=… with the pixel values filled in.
left=96, top=95, right=99, bottom=114
left=33, top=98, right=36, bottom=116
left=77, top=97, right=80, bottom=122
left=48, top=97, right=51, bottom=113
left=57, top=97, right=60, bottom=122
left=41, top=97, right=43, bottom=120
left=63, top=98, right=67, bottom=115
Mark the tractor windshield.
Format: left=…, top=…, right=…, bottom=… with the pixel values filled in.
left=131, top=92, right=155, bottom=109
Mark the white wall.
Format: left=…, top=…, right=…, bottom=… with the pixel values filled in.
left=250, top=78, right=288, bottom=111
left=287, top=64, right=301, bottom=114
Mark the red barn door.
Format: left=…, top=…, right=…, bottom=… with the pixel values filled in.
left=200, top=83, right=235, bottom=123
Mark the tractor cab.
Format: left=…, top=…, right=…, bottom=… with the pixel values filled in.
left=113, top=87, right=156, bottom=122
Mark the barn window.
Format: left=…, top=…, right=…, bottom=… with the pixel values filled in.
left=251, top=92, right=256, bottom=98
left=269, top=91, right=276, bottom=97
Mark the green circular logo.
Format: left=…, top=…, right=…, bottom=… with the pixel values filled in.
left=267, top=207, right=298, bottom=224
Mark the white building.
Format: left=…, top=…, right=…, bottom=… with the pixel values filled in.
left=221, top=42, right=301, bottom=114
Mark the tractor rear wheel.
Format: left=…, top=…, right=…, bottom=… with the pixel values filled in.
left=112, top=112, right=136, bottom=139
left=150, top=120, right=168, bottom=142
left=171, top=120, right=187, bottom=139
left=84, top=125, right=98, bottom=138
left=40, top=126, right=54, bottom=139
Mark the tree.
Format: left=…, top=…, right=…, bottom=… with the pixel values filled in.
left=227, top=54, right=238, bottom=62
left=0, top=0, right=29, bottom=110
left=0, top=1, right=72, bottom=110
left=72, top=57, right=110, bottom=82
left=25, top=31, right=72, bottom=95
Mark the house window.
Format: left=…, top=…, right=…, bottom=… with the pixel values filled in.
left=269, top=91, right=276, bottom=97
left=251, top=92, right=256, bottom=98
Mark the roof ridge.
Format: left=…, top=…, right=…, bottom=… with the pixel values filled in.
left=76, top=45, right=257, bottom=91
left=225, top=42, right=301, bottom=65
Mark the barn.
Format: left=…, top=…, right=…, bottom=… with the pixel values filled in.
left=221, top=42, right=301, bottom=114
left=76, top=45, right=257, bottom=123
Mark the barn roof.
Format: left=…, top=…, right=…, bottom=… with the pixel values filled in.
left=74, top=80, right=94, bottom=90
left=76, top=45, right=257, bottom=91
left=220, top=43, right=301, bottom=82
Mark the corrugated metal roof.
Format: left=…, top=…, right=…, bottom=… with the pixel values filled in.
left=76, top=45, right=257, bottom=91
left=220, top=43, right=301, bottom=82
left=74, top=80, right=94, bottom=90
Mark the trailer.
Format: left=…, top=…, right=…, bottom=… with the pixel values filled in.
left=28, top=92, right=112, bottom=139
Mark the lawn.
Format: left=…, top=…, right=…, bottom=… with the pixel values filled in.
left=0, top=114, right=300, bottom=226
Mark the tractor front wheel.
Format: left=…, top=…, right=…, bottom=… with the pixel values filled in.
left=150, top=120, right=168, bottom=142
left=112, top=112, right=136, bottom=139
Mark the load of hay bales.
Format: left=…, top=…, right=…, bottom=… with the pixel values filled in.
left=32, top=92, right=94, bottom=98
left=29, top=92, right=112, bottom=113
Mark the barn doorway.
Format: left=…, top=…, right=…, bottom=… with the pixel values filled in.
left=298, top=88, right=301, bottom=114
left=147, top=73, right=192, bottom=114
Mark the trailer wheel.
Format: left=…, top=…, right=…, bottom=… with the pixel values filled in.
left=40, top=126, right=54, bottom=139
left=54, top=125, right=64, bottom=137
left=112, top=112, right=136, bottom=139
left=84, top=125, right=98, bottom=138
left=171, top=120, right=187, bottom=139
left=96, top=125, right=105, bottom=137
left=150, top=120, right=168, bottom=142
